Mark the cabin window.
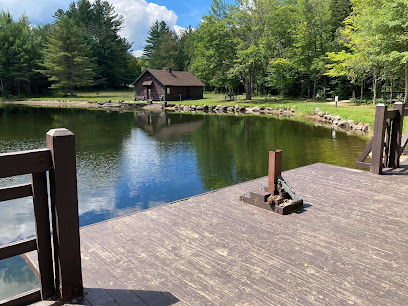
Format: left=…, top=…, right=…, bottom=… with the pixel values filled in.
left=167, top=87, right=171, bottom=94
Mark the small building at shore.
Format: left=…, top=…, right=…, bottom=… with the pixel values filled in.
left=132, top=67, right=205, bottom=102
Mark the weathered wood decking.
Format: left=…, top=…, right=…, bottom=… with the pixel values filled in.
left=26, top=163, right=408, bottom=305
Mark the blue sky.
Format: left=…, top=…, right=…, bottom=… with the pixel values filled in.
left=0, top=0, right=234, bottom=55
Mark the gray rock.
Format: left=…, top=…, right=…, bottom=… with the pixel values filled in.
left=252, top=107, right=260, bottom=112
left=338, top=120, right=351, bottom=129
left=318, top=111, right=324, bottom=117
left=348, top=120, right=355, bottom=126
left=196, top=106, right=204, bottom=111
left=183, top=106, right=191, bottom=111
left=227, top=107, right=235, bottom=112
left=106, top=99, right=112, bottom=103
left=190, top=105, right=196, bottom=110
left=203, top=105, right=209, bottom=110
left=315, top=107, right=321, bottom=114
left=363, top=124, right=370, bottom=132
left=353, top=122, right=364, bottom=130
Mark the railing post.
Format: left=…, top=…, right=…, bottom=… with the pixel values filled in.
left=389, top=102, right=404, bottom=168
left=268, top=150, right=282, bottom=194
left=371, top=104, right=387, bottom=174
left=46, top=128, right=83, bottom=303
left=31, top=172, right=55, bottom=300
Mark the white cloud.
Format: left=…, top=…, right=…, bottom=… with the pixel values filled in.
left=110, top=0, right=178, bottom=51
left=0, top=0, right=184, bottom=54
left=173, top=25, right=187, bottom=37
left=132, top=49, right=144, bottom=57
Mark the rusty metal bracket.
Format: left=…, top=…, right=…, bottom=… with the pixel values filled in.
left=239, top=150, right=303, bottom=215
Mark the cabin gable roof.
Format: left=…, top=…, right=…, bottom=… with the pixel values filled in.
left=133, top=69, right=205, bottom=87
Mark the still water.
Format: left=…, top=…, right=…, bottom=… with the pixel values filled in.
left=0, top=105, right=368, bottom=299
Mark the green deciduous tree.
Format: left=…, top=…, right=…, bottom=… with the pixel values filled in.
left=125, top=54, right=142, bottom=84
left=190, top=0, right=238, bottom=92
left=39, top=16, right=95, bottom=96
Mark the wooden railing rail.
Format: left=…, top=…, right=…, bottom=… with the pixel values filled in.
left=356, top=102, right=408, bottom=174
left=0, top=149, right=52, bottom=178
left=0, top=128, right=82, bottom=305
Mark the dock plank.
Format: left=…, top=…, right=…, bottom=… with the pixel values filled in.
left=24, top=163, right=408, bottom=305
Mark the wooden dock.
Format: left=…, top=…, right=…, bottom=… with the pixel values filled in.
left=25, top=163, right=408, bottom=305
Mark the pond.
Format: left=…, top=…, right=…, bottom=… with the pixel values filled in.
left=0, top=105, right=369, bottom=300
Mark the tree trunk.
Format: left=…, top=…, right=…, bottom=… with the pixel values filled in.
left=245, top=77, right=251, bottom=100
left=70, top=87, right=74, bottom=97
left=360, top=79, right=363, bottom=104
left=0, top=78, right=3, bottom=96
left=373, top=70, right=377, bottom=105
left=323, top=76, right=327, bottom=98
left=405, top=59, right=408, bottom=104
left=313, top=76, right=316, bottom=99
left=390, top=77, right=393, bottom=103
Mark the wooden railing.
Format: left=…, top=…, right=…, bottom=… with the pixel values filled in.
left=356, top=102, right=408, bottom=174
left=0, top=129, right=83, bottom=305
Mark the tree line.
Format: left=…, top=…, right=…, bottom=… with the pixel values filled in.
left=143, top=0, right=408, bottom=103
left=0, top=0, right=141, bottom=97
left=2, top=0, right=408, bottom=102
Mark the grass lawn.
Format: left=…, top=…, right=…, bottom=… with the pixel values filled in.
left=27, top=88, right=135, bottom=103
left=11, top=90, right=407, bottom=131
left=191, top=93, right=378, bottom=128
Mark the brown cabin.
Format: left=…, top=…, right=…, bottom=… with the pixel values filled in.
left=133, top=67, right=205, bottom=102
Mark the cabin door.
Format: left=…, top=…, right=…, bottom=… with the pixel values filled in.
left=145, top=86, right=151, bottom=100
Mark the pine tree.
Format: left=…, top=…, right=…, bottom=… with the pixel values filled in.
left=39, top=16, right=95, bottom=96
left=65, top=0, right=131, bottom=88
left=143, top=21, right=170, bottom=65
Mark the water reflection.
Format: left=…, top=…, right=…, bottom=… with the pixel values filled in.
left=0, top=106, right=369, bottom=300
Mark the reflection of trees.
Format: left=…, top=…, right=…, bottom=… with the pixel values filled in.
left=0, top=106, right=136, bottom=189
left=190, top=114, right=369, bottom=191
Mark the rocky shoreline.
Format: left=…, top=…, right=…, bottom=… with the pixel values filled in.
left=310, top=107, right=370, bottom=133
left=170, top=104, right=370, bottom=135
left=1, top=100, right=371, bottom=135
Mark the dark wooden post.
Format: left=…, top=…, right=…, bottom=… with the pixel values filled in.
left=371, top=104, right=387, bottom=174
left=389, top=102, right=404, bottom=168
left=31, top=172, right=55, bottom=300
left=268, top=150, right=282, bottom=194
left=46, top=129, right=83, bottom=303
